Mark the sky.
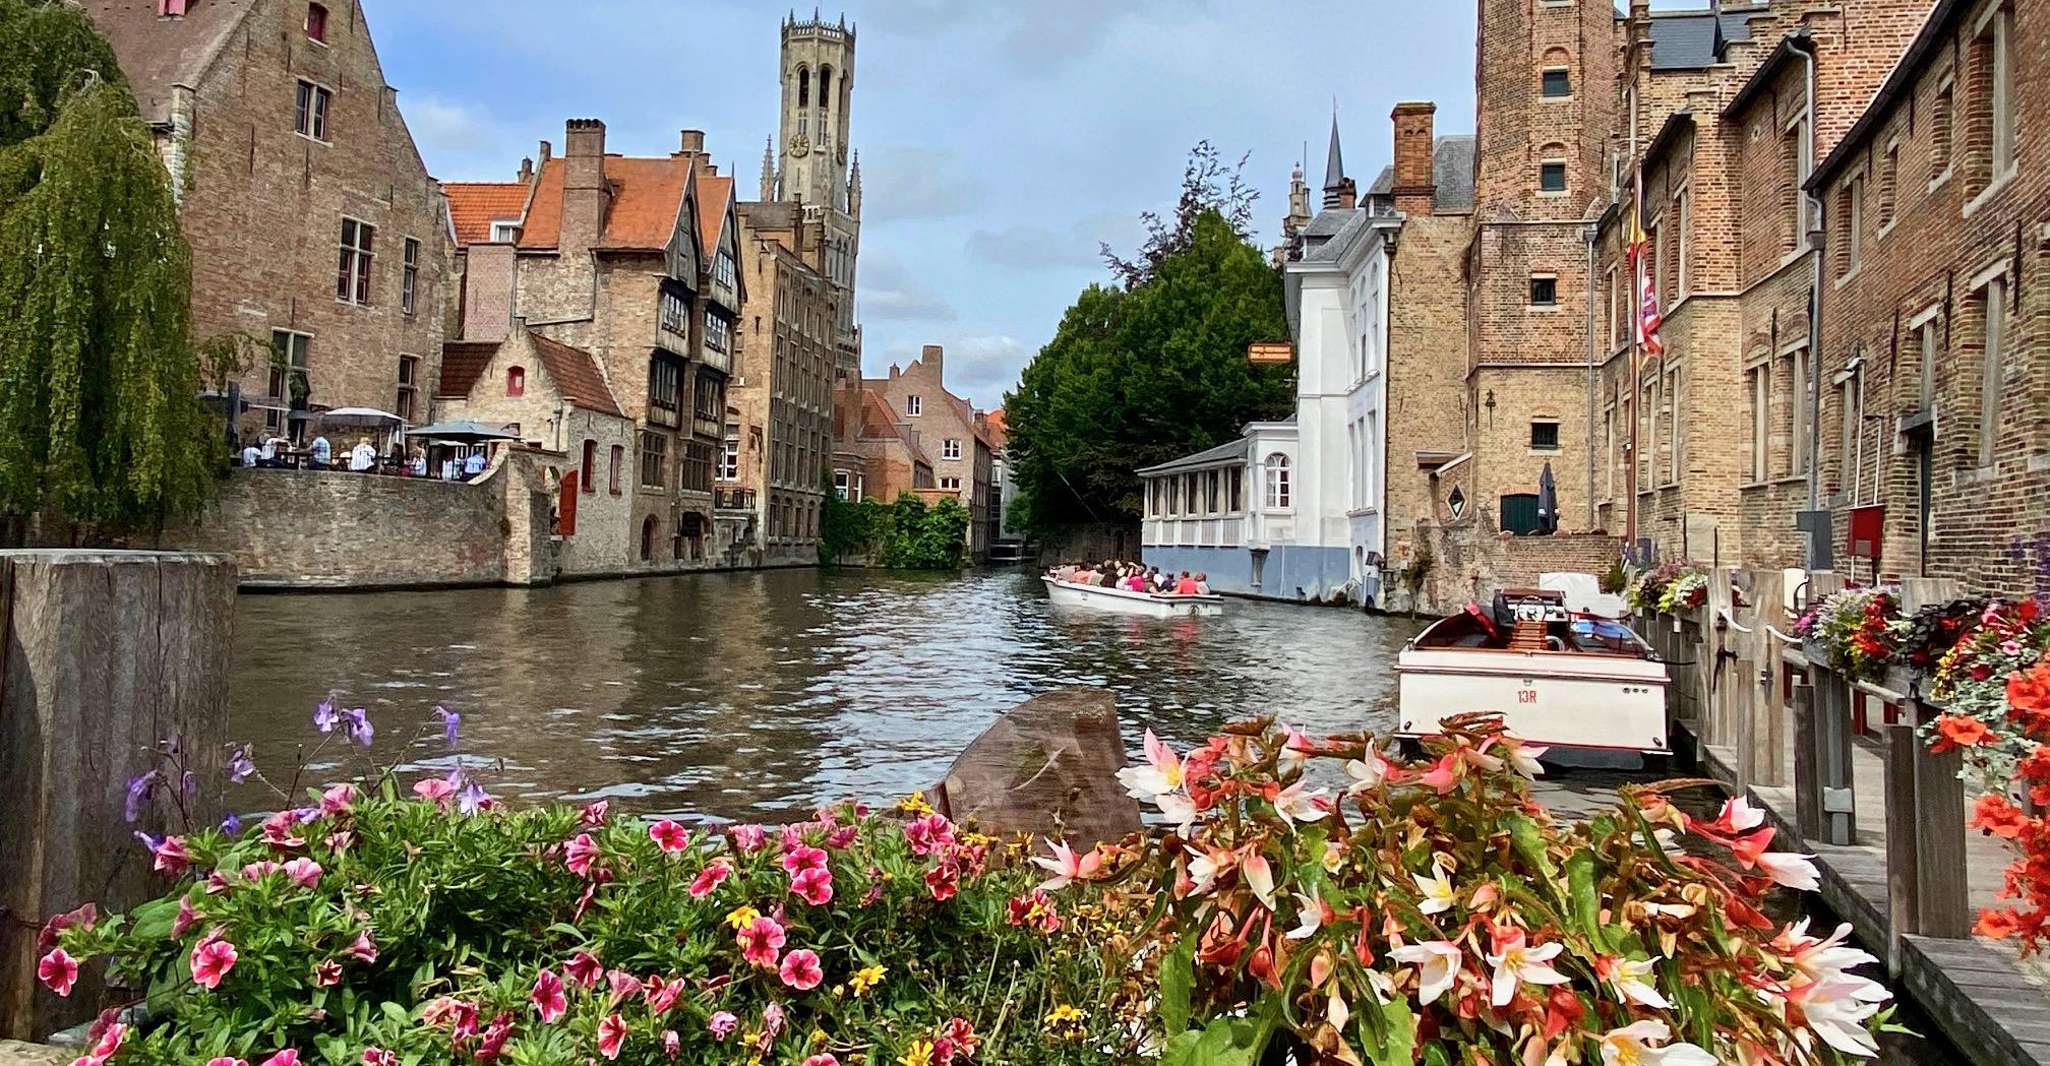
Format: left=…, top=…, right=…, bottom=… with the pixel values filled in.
left=363, top=1, right=1698, bottom=409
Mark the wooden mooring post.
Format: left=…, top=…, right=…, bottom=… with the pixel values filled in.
left=0, top=551, right=237, bottom=1040
left=1748, top=568, right=1788, bottom=788
left=1883, top=720, right=1922, bottom=975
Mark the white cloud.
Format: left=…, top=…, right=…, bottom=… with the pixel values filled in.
left=856, top=145, right=980, bottom=222
left=859, top=253, right=959, bottom=322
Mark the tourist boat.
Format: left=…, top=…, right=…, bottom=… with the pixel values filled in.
left=1395, top=588, right=1670, bottom=757
left=1041, top=577, right=1226, bottom=618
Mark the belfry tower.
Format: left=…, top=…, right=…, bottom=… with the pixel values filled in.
left=773, top=9, right=862, bottom=373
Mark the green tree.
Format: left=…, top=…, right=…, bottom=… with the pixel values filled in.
left=0, top=1, right=218, bottom=539
left=1005, top=144, right=1292, bottom=540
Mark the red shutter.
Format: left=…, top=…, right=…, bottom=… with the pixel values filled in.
left=160, top=0, right=188, bottom=16
left=558, top=471, right=579, bottom=536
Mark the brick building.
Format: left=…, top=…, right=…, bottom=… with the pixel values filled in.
left=86, top=0, right=451, bottom=443
left=768, top=12, right=864, bottom=379
left=1808, top=0, right=2050, bottom=599
left=831, top=380, right=935, bottom=507
left=851, top=347, right=994, bottom=557
left=449, top=120, right=744, bottom=570
left=731, top=200, right=838, bottom=564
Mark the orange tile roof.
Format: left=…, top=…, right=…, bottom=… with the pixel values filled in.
left=517, top=155, right=693, bottom=253
left=696, top=172, right=733, bottom=252
left=444, top=182, right=529, bottom=247
left=527, top=331, right=624, bottom=418
left=438, top=341, right=499, bottom=399
left=982, top=408, right=1008, bottom=449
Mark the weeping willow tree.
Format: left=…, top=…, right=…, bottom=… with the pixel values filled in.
left=0, top=1, right=216, bottom=540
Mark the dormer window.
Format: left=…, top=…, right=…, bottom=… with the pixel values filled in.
left=305, top=3, right=329, bottom=43
left=489, top=221, right=520, bottom=242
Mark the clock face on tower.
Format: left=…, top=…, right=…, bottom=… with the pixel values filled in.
left=789, top=135, right=809, bottom=158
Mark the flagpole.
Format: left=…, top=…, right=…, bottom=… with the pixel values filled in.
left=1625, top=177, right=1640, bottom=552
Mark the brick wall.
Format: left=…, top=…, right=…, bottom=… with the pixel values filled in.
left=1386, top=214, right=1472, bottom=567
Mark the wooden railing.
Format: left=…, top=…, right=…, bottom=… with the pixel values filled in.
left=1634, top=570, right=1975, bottom=965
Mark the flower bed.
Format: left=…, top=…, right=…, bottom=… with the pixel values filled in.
left=1625, top=562, right=1706, bottom=614
left=1796, top=587, right=1903, bottom=685
left=40, top=709, right=1906, bottom=1065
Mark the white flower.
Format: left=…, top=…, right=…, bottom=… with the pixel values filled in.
left=1598, top=1020, right=1717, bottom=1066
left=1756, top=850, right=1821, bottom=891
left=1115, top=728, right=1185, bottom=799
left=1286, top=891, right=1323, bottom=940
left=1412, top=862, right=1457, bottom=916
left=1486, top=928, right=1570, bottom=1007
left=1242, top=852, right=1277, bottom=910
left=1598, top=955, right=1670, bottom=1009
left=1326, top=987, right=1350, bottom=1033
left=1786, top=976, right=1888, bottom=1058
left=1154, top=791, right=1198, bottom=834
left=1184, top=846, right=1224, bottom=897
left=1272, top=782, right=1329, bottom=827
left=1387, top=941, right=1462, bottom=1006
left=1344, top=748, right=1395, bottom=794
left=1718, top=796, right=1766, bottom=832
left=1278, top=726, right=1316, bottom=777
left=1502, top=742, right=1547, bottom=779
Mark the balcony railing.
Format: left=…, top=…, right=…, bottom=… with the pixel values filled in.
left=715, top=487, right=757, bottom=511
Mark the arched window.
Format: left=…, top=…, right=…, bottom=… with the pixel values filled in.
left=580, top=439, right=596, bottom=493
left=818, top=67, right=832, bottom=109
left=797, top=67, right=810, bottom=109
left=640, top=516, right=657, bottom=561
left=506, top=366, right=525, bottom=397
left=1264, top=453, right=1292, bottom=509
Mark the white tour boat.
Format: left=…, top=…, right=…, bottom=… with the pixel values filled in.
left=1042, top=577, right=1226, bottom=618
left=1396, top=588, right=1670, bottom=757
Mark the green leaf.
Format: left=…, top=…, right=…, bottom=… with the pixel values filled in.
left=125, top=895, right=179, bottom=941
left=1564, top=849, right=1612, bottom=953
left=1159, top=933, right=1195, bottom=1037
left=1363, top=998, right=1416, bottom=1066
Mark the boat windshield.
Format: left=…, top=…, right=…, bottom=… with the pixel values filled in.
left=1568, top=617, right=1651, bottom=655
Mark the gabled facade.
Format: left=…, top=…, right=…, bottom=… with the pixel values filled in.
left=855, top=348, right=993, bottom=557
left=85, top=0, right=452, bottom=444
left=732, top=200, right=837, bottom=564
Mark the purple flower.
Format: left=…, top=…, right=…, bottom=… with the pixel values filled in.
left=124, top=771, right=159, bottom=823
left=338, top=708, right=373, bottom=747
left=181, top=771, right=198, bottom=797
left=227, top=747, right=255, bottom=784
left=219, top=812, right=243, bottom=836
left=134, top=830, right=162, bottom=853
left=313, top=697, right=338, bottom=734
left=457, top=778, right=491, bottom=816
left=433, top=707, right=461, bottom=746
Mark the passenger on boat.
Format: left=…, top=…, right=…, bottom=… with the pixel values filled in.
left=1099, top=562, right=1120, bottom=589
left=1194, top=572, right=1211, bottom=595
left=1149, top=567, right=1169, bottom=592
left=1174, top=571, right=1199, bottom=595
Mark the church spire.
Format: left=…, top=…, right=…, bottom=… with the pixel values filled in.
left=1321, top=109, right=1346, bottom=210
left=760, top=136, right=777, bottom=201
left=847, top=149, right=862, bottom=218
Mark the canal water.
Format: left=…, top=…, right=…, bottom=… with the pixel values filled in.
left=231, top=567, right=1958, bottom=1062
left=230, top=567, right=1421, bottom=821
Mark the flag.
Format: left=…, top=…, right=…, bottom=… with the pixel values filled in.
left=1628, top=166, right=1664, bottom=358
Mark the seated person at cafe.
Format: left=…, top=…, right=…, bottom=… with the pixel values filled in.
left=408, top=449, right=428, bottom=477
left=240, top=440, right=261, bottom=468
left=308, top=433, right=332, bottom=470
left=463, top=449, right=489, bottom=480
left=349, top=437, right=377, bottom=472
left=260, top=436, right=284, bottom=467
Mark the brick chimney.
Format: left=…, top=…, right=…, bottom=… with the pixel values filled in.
left=1391, top=102, right=1437, bottom=216
left=921, top=344, right=944, bottom=380
left=517, top=156, right=533, bottom=184
left=561, top=119, right=608, bottom=256
left=679, top=129, right=705, bottom=155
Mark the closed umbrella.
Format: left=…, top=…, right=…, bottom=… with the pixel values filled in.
left=1537, top=461, right=1559, bottom=535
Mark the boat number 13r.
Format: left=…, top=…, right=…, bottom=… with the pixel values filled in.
left=1516, top=689, right=1539, bottom=705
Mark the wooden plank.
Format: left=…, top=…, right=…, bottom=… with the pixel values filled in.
left=1752, top=568, right=1788, bottom=787
left=1913, top=700, right=1973, bottom=938
left=1792, top=675, right=1824, bottom=839
left=1883, top=722, right=1922, bottom=976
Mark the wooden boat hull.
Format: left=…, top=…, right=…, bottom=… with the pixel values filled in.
left=1042, top=578, right=1225, bottom=618
left=1395, top=645, right=1670, bottom=754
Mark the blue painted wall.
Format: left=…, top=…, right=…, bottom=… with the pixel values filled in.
left=1142, top=545, right=1354, bottom=603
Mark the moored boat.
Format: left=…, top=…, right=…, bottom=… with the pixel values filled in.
left=1042, top=577, right=1226, bottom=618
left=1396, top=589, right=1670, bottom=757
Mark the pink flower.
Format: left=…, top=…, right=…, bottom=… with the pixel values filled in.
left=791, top=866, right=835, bottom=906
left=37, top=948, right=78, bottom=997
left=729, top=824, right=767, bottom=852
left=689, top=861, right=732, bottom=899
left=565, top=833, right=600, bottom=877
left=319, top=783, right=357, bottom=816
left=737, top=916, right=786, bottom=968
left=648, top=819, right=690, bottom=854
left=413, top=777, right=455, bottom=806
left=580, top=800, right=611, bottom=827
left=530, top=969, right=567, bottom=1023
left=606, top=969, right=643, bottom=1003
left=903, top=814, right=955, bottom=857
left=313, top=960, right=341, bottom=987
left=475, top=1014, right=514, bottom=1063
left=781, top=844, right=829, bottom=876
left=86, top=1023, right=127, bottom=1061
left=708, top=1011, right=739, bottom=1040
left=597, top=1013, right=628, bottom=1060
left=171, top=897, right=202, bottom=938
left=240, top=860, right=283, bottom=883
left=804, top=1057, right=841, bottom=1066
left=761, top=1002, right=786, bottom=1040
left=361, top=1050, right=396, bottom=1066
left=343, top=931, right=378, bottom=963
left=944, top=1017, right=979, bottom=1057
left=205, top=1058, right=249, bottom=1066
left=37, top=903, right=96, bottom=952
left=189, top=936, right=238, bottom=989
left=825, top=824, right=859, bottom=849
left=152, top=836, right=192, bottom=877
left=1030, top=839, right=1102, bottom=891
left=565, top=950, right=604, bottom=988
left=259, top=1052, right=301, bottom=1066
left=282, top=858, right=322, bottom=888
left=925, top=861, right=960, bottom=902
left=644, top=974, right=681, bottom=1014
left=779, top=948, right=824, bottom=991
left=260, top=810, right=305, bottom=849
left=1418, top=754, right=1463, bottom=794
left=661, top=1030, right=681, bottom=1059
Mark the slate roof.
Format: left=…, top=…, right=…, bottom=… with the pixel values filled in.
left=1365, top=135, right=1478, bottom=214
left=437, top=341, right=499, bottom=400
left=1645, top=5, right=1760, bottom=71
left=83, top=0, right=258, bottom=125
left=517, top=155, right=693, bottom=253
left=1136, top=437, right=1251, bottom=477
left=444, top=182, right=529, bottom=247
left=528, top=332, right=624, bottom=418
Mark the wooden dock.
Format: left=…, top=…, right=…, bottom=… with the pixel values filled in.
left=1644, top=571, right=2050, bottom=1066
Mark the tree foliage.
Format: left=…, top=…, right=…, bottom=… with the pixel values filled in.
left=819, top=492, right=971, bottom=570
left=1006, top=145, right=1292, bottom=539
left=0, top=2, right=218, bottom=537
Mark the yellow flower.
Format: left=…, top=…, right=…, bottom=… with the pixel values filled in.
left=898, top=1039, right=935, bottom=1066
left=896, top=793, right=935, bottom=817
left=1045, top=1003, right=1086, bottom=1028
left=725, top=905, right=761, bottom=931
left=810, top=1029, right=829, bottom=1047
left=849, top=964, right=886, bottom=996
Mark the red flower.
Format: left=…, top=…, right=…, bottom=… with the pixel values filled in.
left=1977, top=909, right=2023, bottom=939
left=564, top=834, right=600, bottom=878
left=943, top=1017, right=979, bottom=1058
left=1972, top=794, right=2034, bottom=839
left=779, top=948, right=824, bottom=991
left=189, top=935, right=238, bottom=989
left=2010, top=663, right=2050, bottom=734
left=38, top=903, right=95, bottom=952
left=529, top=969, right=567, bottom=1023
left=596, top=1014, right=628, bottom=1061
left=689, top=861, right=732, bottom=899
left=924, top=860, right=960, bottom=902
left=647, top=820, right=689, bottom=854
left=565, top=950, right=604, bottom=988
left=1932, top=714, right=1995, bottom=754
left=37, top=948, right=78, bottom=997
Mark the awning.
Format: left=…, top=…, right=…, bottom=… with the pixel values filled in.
left=403, top=420, right=521, bottom=443
left=320, top=407, right=405, bottom=425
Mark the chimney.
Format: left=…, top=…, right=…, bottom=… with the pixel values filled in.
left=1336, top=178, right=1357, bottom=212
left=679, top=129, right=706, bottom=155
left=921, top=344, right=944, bottom=380
left=561, top=119, right=608, bottom=256
left=889, top=363, right=901, bottom=380
left=1391, top=102, right=1438, bottom=216
left=517, top=157, right=533, bottom=184
left=538, top=140, right=552, bottom=165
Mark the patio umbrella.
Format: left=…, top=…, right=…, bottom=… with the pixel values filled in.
left=320, top=407, right=404, bottom=426
left=403, top=421, right=521, bottom=443
left=1537, top=461, right=1559, bottom=535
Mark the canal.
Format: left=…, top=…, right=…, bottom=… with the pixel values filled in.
left=231, top=566, right=1959, bottom=1062
left=230, top=567, right=1421, bottom=821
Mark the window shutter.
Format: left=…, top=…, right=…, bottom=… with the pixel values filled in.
left=558, top=472, right=579, bottom=536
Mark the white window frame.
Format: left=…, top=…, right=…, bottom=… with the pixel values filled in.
left=1529, top=273, right=1559, bottom=308
left=905, top=395, right=921, bottom=417
left=1263, top=453, right=1292, bottom=510
left=294, top=79, right=331, bottom=143
left=941, top=438, right=962, bottom=461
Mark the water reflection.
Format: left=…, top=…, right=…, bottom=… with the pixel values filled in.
left=230, top=569, right=1423, bottom=822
